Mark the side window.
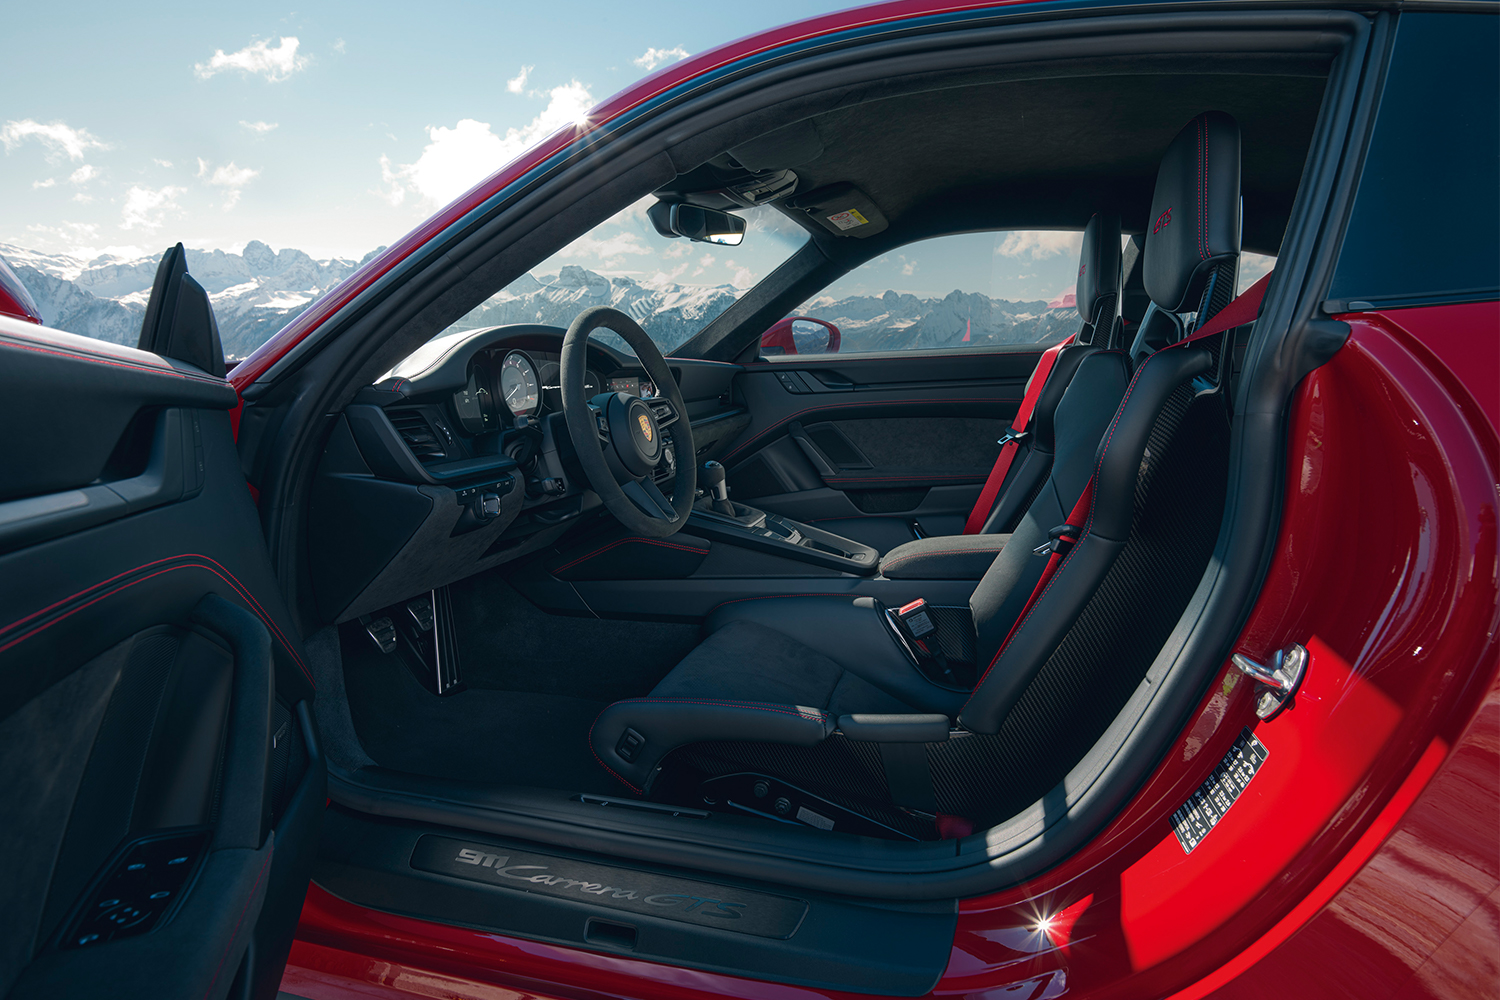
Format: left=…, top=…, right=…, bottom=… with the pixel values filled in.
left=765, top=231, right=1086, bottom=358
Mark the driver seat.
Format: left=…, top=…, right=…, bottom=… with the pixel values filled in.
left=590, top=112, right=1244, bottom=832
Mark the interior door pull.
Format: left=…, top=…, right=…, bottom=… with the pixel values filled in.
left=788, top=422, right=841, bottom=477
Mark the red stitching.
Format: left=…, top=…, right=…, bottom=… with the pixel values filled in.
left=201, top=847, right=273, bottom=1000
left=587, top=710, right=643, bottom=794
left=0, top=554, right=313, bottom=687
left=553, top=537, right=709, bottom=575
left=723, top=396, right=1007, bottom=461
left=966, top=349, right=1167, bottom=702
left=0, top=336, right=228, bottom=386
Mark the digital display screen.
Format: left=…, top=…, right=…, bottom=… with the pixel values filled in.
left=608, top=376, right=654, bottom=398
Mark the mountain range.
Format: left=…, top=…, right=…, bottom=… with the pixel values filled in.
left=0, top=244, right=1077, bottom=360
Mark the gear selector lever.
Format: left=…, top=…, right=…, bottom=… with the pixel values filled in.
left=700, top=460, right=736, bottom=516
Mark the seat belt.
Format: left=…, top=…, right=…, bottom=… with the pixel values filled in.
left=963, top=335, right=1075, bottom=534
left=989, top=270, right=1274, bottom=659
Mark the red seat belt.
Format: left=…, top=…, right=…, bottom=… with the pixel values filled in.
left=963, top=336, right=1074, bottom=534
left=986, top=270, right=1274, bottom=661
left=993, top=477, right=1094, bottom=656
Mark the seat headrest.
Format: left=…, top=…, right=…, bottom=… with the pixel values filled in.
left=1144, top=112, right=1241, bottom=313
left=1076, top=213, right=1121, bottom=340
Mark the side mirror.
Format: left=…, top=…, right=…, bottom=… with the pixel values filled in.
left=761, top=316, right=841, bottom=356
left=648, top=202, right=746, bottom=245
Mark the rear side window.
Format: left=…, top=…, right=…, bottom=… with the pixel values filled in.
left=765, top=231, right=1084, bottom=358
left=1328, top=13, right=1500, bottom=308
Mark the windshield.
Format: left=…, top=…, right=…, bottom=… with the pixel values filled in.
left=439, top=197, right=809, bottom=356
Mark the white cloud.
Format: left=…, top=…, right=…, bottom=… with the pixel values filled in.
left=506, top=65, right=532, bottom=94
left=153, top=158, right=173, bottom=168
left=557, top=232, right=650, bottom=264
left=68, top=164, right=96, bottom=184
left=240, top=120, right=279, bottom=134
left=0, top=119, right=108, bottom=161
left=32, top=178, right=55, bottom=189
left=380, top=81, right=593, bottom=207
left=731, top=266, right=754, bottom=288
left=634, top=46, right=689, bottom=70
left=1238, top=252, right=1276, bottom=296
left=194, top=37, right=307, bottom=82
left=72, top=192, right=92, bottom=204
left=120, top=185, right=186, bottom=230
left=332, top=38, right=346, bottom=54
left=996, top=231, right=1082, bottom=259
left=198, top=160, right=261, bottom=210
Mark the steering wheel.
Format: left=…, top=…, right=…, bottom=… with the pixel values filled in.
left=560, top=307, right=697, bottom=538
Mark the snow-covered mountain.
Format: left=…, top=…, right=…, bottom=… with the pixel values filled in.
left=0, top=242, right=382, bottom=359
left=0, top=244, right=1077, bottom=360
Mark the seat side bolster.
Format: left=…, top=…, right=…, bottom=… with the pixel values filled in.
left=590, top=698, right=834, bottom=793
left=959, top=347, right=1212, bottom=735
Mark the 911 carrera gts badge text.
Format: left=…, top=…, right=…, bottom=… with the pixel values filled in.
left=453, top=848, right=744, bottom=916
left=409, top=835, right=808, bottom=938
left=1171, top=728, right=1269, bottom=853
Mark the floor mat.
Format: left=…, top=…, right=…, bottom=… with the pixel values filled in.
left=341, top=631, right=628, bottom=795
left=339, top=574, right=700, bottom=795
left=448, top=573, right=702, bottom=702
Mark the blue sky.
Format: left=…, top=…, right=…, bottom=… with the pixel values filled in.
left=0, top=1, right=858, bottom=261
left=2, top=1, right=1270, bottom=304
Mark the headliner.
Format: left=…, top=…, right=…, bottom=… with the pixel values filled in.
left=660, top=55, right=1330, bottom=260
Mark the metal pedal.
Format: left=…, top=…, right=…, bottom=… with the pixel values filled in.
left=364, top=616, right=397, bottom=654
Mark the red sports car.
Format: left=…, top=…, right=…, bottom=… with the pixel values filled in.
left=2, top=2, right=1495, bottom=998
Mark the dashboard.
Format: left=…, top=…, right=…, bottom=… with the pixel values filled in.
left=314, top=323, right=750, bottom=623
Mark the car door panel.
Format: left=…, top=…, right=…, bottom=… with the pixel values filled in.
left=0, top=317, right=323, bottom=1000
left=723, top=350, right=1041, bottom=535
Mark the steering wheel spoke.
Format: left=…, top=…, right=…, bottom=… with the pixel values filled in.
left=561, top=307, right=696, bottom=537
left=622, top=476, right=679, bottom=522
left=589, top=403, right=611, bottom=443
left=646, top=397, right=680, bottom=427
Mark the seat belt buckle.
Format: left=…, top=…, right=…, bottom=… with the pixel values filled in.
left=894, top=598, right=938, bottom=640
left=1033, top=523, right=1082, bottom=557
left=997, top=429, right=1029, bottom=447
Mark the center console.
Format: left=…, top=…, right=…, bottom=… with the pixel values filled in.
left=686, top=501, right=879, bottom=574
left=683, top=459, right=878, bottom=574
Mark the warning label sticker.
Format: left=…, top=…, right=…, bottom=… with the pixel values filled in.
left=827, top=209, right=869, bottom=231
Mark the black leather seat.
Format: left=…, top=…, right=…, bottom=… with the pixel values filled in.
left=818, top=213, right=1123, bottom=554
left=592, top=113, right=1244, bottom=828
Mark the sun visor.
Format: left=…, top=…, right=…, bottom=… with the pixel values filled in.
left=788, top=184, right=889, bottom=239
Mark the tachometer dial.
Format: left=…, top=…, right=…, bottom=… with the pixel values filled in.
left=498, top=351, right=540, bottom=417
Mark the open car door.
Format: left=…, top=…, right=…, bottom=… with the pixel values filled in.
left=0, top=246, right=323, bottom=1000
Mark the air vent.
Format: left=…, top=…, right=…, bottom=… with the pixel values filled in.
left=388, top=408, right=446, bottom=460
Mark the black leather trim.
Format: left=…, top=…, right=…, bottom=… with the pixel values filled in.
left=1144, top=112, right=1242, bottom=312
left=959, top=347, right=1212, bottom=734
left=838, top=714, right=950, bottom=742
left=880, top=535, right=1009, bottom=580
left=1076, top=213, right=1121, bottom=338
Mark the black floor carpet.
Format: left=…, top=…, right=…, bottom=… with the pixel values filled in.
left=341, top=574, right=703, bottom=794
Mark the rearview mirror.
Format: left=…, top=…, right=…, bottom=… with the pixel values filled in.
left=650, top=203, right=747, bottom=245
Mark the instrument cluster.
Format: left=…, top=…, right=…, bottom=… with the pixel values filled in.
left=450, top=348, right=654, bottom=436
